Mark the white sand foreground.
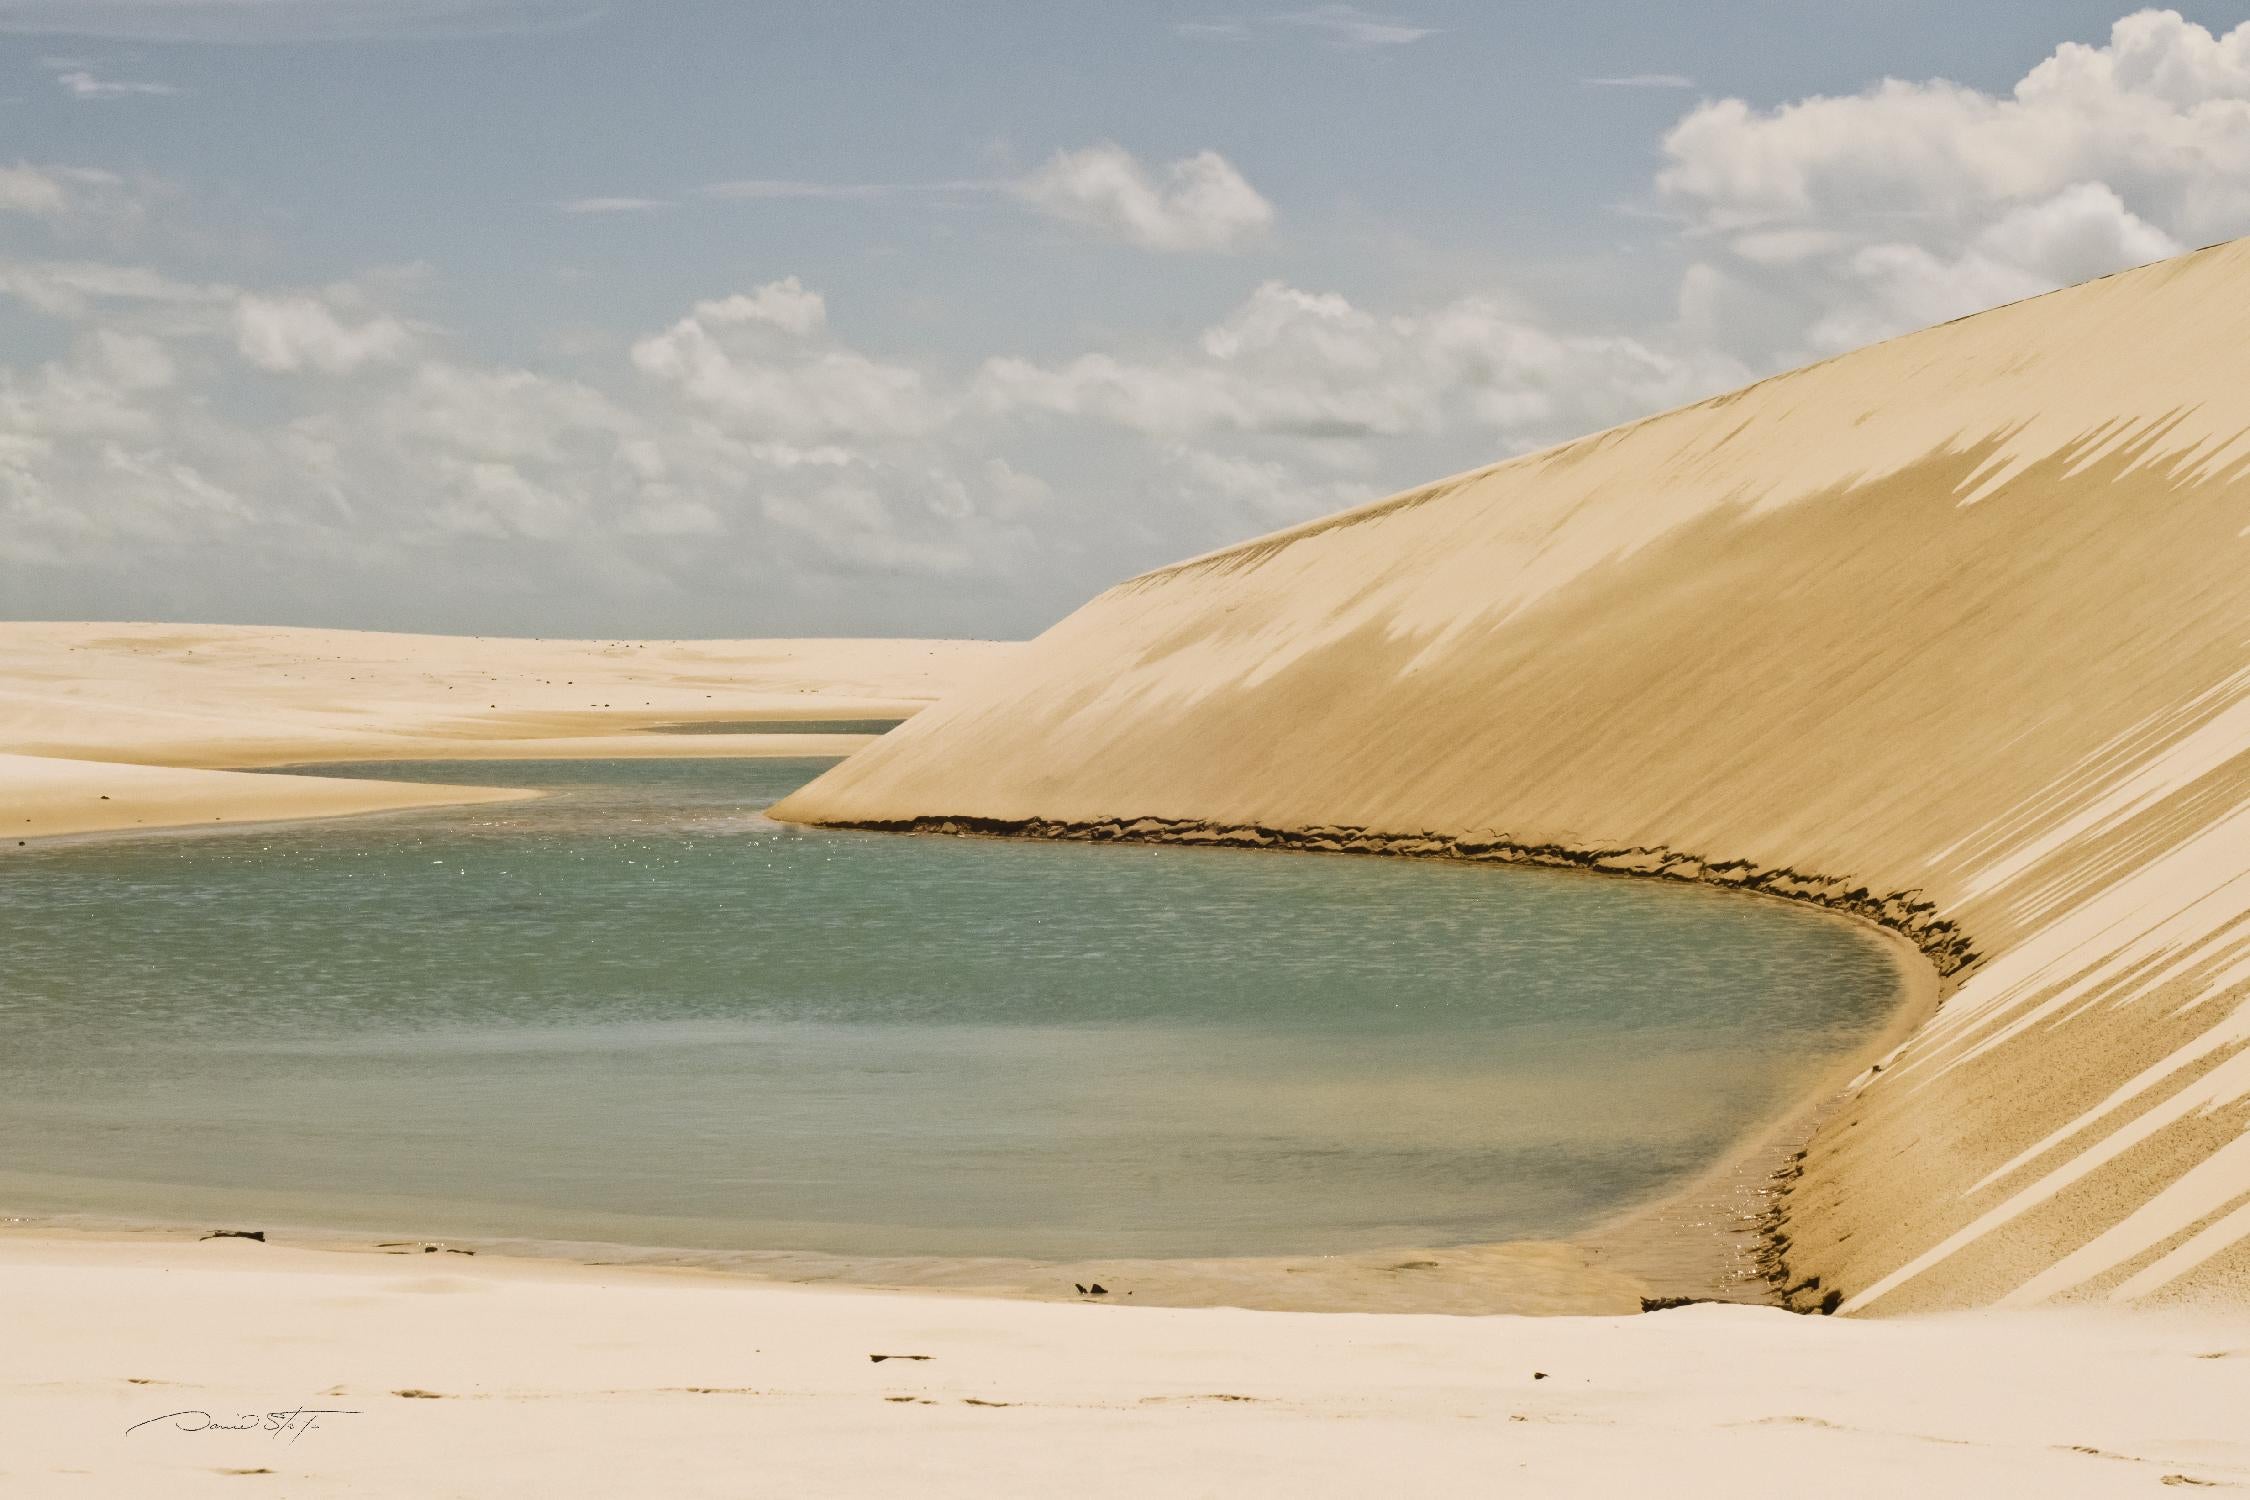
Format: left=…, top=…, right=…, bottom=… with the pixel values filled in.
left=5, top=1231, right=2246, bottom=1498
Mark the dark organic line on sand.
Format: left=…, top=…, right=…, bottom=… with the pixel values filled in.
left=813, top=809, right=1978, bottom=1319
left=811, top=812, right=1980, bottom=979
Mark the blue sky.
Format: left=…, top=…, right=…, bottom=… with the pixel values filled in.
left=6, top=2, right=2249, bottom=636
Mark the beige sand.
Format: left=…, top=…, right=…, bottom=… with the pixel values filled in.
left=0, top=752, right=532, bottom=842
left=777, top=238, right=2250, bottom=1312
left=1, top=623, right=1016, bottom=839
left=4, top=1230, right=2245, bottom=1498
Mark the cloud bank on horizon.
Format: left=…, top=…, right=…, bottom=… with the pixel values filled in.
left=1, top=5, right=2247, bottom=636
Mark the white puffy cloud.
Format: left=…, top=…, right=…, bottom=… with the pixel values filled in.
left=680, top=277, right=827, bottom=337
left=0, top=164, right=150, bottom=232
left=980, top=279, right=1749, bottom=451
left=1664, top=10, right=2250, bottom=238
left=630, top=279, right=940, bottom=439
left=233, top=294, right=413, bottom=373
left=1657, top=9, right=2248, bottom=357
left=0, top=164, right=85, bottom=216
left=1017, top=143, right=1274, bottom=253
left=27, top=10, right=2250, bottom=635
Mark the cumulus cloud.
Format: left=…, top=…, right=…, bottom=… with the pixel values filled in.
left=678, top=277, right=827, bottom=337
left=0, top=163, right=146, bottom=228
left=1017, top=143, right=1274, bottom=252
left=1657, top=8, right=2247, bottom=355
left=0, top=268, right=1059, bottom=622
left=25, top=13, right=2250, bottom=634
left=0, top=164, right=78, bottom=218
left=233, top=295, right=413, bottom=373
left=5, top=252, right=1742, bottom=629
left=979, top=279, right=1749, bottom=449
left=1662, top=11, right=2250, bottom=239
left=629, top=279, right=943, bottom=440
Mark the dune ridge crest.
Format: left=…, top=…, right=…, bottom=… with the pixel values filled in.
left=775, top=238, right=2250, bottom=1311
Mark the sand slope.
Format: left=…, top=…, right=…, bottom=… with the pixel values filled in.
left=5, top=1231, right=2246, bottom=1498
left=776, top=239, right=2250, bottom=1311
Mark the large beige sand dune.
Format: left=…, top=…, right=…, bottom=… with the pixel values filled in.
left=776, top=239, right=2250, bottom=1312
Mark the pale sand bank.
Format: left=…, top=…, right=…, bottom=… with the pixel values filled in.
left=1, top=753, right=533, bottom=843
left=4, top=1230, right=2245, bottom=1498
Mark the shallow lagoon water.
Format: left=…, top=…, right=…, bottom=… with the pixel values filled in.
left=0, top=759, right=1902, bottom=1260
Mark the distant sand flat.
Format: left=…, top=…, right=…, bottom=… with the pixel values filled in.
left=776, top=238, right=2250, bottom=1313
left=0, top=624, right=1018, bottom=839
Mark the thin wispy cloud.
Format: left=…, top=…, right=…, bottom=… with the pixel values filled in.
left=558, top=196, right=671, bottom=215
left=54, top=66, right=176, bottom=99
left=691, top=148, right=1274, bottom=255
left=1173, top=19, right=1249, bottom=40
left=1274, top=5, right=1435, bottom=48
left=1585, top=73, right=1696, bottom=89
left=0, top=0, right=601, bottom=42
left=1177, top=8, right=1432, bottom=48
left=696, top=179, right=970, bottom=203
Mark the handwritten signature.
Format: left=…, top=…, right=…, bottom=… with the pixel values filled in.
left=126, top=1408, right=361, bottom=1443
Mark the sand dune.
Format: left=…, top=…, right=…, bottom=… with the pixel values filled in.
left=1, top=624, right=1016, bottom=840
left=776, top=239, right=2250, bottom=1311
